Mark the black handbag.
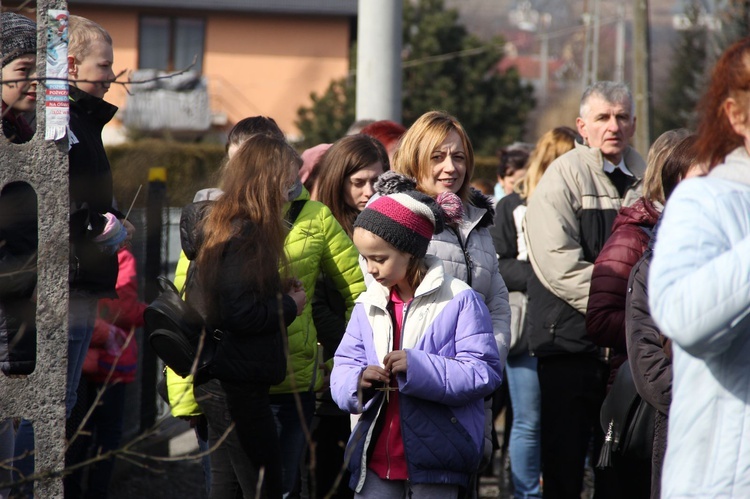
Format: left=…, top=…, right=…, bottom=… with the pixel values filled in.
left=596, top=359, right=656, bottom=468
left=146, top=199, right=307, bottom=380
left=144, top=275, right=217, bottom=378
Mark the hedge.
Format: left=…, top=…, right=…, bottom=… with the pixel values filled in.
left=107, top=139, right=498, bottom=208
left=107, top=139, right=225, bottom=210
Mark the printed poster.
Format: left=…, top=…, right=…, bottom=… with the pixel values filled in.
left=45, top=10, right=69, bottom=141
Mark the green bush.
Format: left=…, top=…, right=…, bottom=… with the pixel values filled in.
left=107, top=139, right=225, bottom=209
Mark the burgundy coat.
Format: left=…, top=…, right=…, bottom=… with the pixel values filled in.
left=585, top=197, right=661, bottom=384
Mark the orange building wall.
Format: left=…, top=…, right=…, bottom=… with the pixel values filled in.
left=69, top=7, right=351, bottom=139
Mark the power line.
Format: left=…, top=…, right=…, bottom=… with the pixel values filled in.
left=391, top=16, right=620, bottom=72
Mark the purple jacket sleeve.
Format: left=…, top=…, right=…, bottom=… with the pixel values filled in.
left=401, top=291, right=503, bottom=406
left=331, top=304, right=372, bottom=414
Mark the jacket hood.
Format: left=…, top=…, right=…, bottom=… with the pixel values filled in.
left=193, top=188, right=223, bottom=202
left=468, top=188, right=495, bottom=228
left=611, top=196, right=661, bottom=233
left=180, top=200, right=213, bottom=261
left=710, top=147, right=750, bottom=186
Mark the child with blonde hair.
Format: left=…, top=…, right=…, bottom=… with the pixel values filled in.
left=63, top=16, right=133, bottom=498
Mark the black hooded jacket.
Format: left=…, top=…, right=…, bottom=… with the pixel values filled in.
left=180, top=201, right=297, bottom=384
left=68, top=86, right=122, bottom=297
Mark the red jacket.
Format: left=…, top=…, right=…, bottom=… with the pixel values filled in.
left=83, top=248, right=145, bottom=384
left=586, top=197, right=660, bottom=382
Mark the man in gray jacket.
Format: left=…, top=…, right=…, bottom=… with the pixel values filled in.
left=524, top=81, right=645, bottom=498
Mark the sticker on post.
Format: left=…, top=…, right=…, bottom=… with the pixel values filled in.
left=45, top=10, right=69, bottom=141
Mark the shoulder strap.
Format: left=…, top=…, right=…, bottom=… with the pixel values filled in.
left=285, top=200, right=306, bottom=226
left=181, top=261, right=195, bottom=300
left=638, top=225, right=654, bottom=239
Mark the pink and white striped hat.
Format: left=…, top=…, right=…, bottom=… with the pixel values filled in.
left=354, top=189, right=462, bottom=257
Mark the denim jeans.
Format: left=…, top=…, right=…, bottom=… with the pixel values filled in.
left=196, top=426, right=212, bottom=494
left=505, top=352, right=542, bottom=498
left=269, top=392, right=316, bottom=498
left=354, top=469, right=458, bottom=498
left=67, top=293, right=98, bottom=417
left=195, top=379, right=283, bottom=499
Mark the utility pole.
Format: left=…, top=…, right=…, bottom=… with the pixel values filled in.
left=633, top=0, right=652, bottom=156
left=615, top=4, right=625, bottom=82
left=592, top=0, right=601, bottom=83
left=581, top=0, right=600, bottom=90
left=356, top=0, right=403, bottom=123
left=538, top=12, right=552, bottom=103
left=582, top=3, right=592, bottom=90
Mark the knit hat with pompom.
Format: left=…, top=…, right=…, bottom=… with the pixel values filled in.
left=354, top=186, right=463, bottom=258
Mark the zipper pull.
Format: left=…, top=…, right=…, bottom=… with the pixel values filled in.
left=464, top=249, right=474, bottom=270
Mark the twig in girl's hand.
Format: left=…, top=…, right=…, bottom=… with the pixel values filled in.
left=124, top=184, right=143, bottom=221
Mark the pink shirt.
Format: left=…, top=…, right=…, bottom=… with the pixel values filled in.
left=369, top=287, right=410, bottom=480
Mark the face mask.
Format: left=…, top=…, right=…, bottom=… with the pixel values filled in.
left=287, top=178, right=303, bottom=201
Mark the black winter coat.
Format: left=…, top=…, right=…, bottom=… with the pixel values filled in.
left=625, top=247, right=671, bottom=499
left=490, top=192, right=534, bottom=357
left=68, top=86, right=121, bottom=297
left=490, top=193, right=534, bottom=293
left=181, top=201, right=297, bottom=384
left=0, top=108, right=38, bottom=375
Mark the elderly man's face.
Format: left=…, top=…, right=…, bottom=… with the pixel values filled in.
left=576, top=95, right=636, bottom=164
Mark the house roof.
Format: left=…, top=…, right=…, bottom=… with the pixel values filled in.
left=498, top=54, right=566, bottom=80
left=68, top=0, right=357, bottom=16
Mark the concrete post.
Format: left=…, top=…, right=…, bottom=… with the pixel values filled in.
left=0, top=2, right=70, bottom=497
left=356, top=0, right=402, bottom=123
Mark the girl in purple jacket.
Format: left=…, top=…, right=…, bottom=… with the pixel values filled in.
left=331, top=189, right=502, bottom=498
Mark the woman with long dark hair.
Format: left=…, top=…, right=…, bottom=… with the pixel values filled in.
left=187, top=134, right=306, bottom=498
left=312, top=134, right=389, bottom=236
left=305, top=134, right=388, bottom=498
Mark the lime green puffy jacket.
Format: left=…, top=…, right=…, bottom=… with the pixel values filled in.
left=274, top=191, right=365, bottom=393
left=165, top=253, right=199, bottom=417
left=165, top=190, right=365, bottom=415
